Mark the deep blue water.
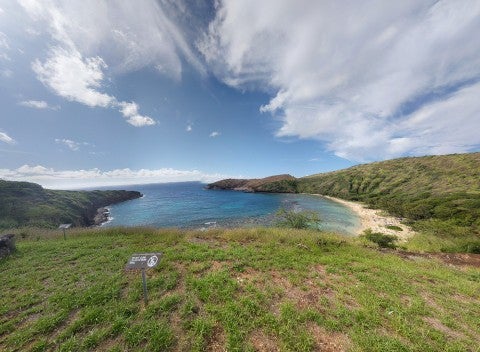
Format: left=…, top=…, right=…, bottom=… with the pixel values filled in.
left=100, top=182, right=360, bottom=235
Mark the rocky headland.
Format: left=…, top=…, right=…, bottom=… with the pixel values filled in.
left=206, top=174, right=297, bottom=193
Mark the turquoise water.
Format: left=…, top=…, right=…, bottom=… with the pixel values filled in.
left=101, top=182, right=360, bottom=235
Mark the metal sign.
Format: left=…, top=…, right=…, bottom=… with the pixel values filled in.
left=58, top=223, right=72, bottom=240
left=125, top=252, right=162, bottom=305
left=125, top=253, right=162, bottom=270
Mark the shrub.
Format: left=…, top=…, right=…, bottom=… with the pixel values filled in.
left=385, top=225, right=403, bottom=231
left=362, top=229, right=398, bottom=249
left=275, top=208, right=321, bottom=229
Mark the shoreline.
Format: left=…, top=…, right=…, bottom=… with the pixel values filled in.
left=317, top=195, right=415, bottom=241
left=93, top=207, right=111, bottom=227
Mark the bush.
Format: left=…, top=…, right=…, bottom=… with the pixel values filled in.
left=362, top=229, right=398, bottom=249
left=275, top=208, right=321, bottom=229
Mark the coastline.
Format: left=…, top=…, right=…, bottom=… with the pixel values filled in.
left=93, top=207, right=111, bottom=226
left=317, top=195, right=415, bottom=241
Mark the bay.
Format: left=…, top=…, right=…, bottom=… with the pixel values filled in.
left=100, top=182, right=360, bottom=235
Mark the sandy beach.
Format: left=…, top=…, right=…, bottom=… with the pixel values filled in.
left=319, top=195, right=416, bottom=241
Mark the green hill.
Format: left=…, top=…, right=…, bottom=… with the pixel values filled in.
left=1, top=227, right=479, bottom=351
left=207, top=153, right=480, bottom=252
left=296, top=153, right=480, bottom=252
left=0, top=180, right=141, bottom=229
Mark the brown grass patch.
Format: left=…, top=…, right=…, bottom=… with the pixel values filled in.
left=206, top=326, right=226, bottom=352
left=307, top=322, right=350, bottom=352
left=423, top=317, right=466, bottom=340
left=250, top=330, right=279, bottom=351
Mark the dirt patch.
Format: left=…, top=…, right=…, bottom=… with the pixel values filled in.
left=236, top=267, right=261, bottom=284
left=269, top=271, right=335, bottom=311
left=210, top=261, right=226, bottom=272
left=206, top=326, right=226, bottom=352
left=423, top=317, right=466, bottom=340
left=393, top=250, right=480, bottom=268
left=307, top=322, right=350, bottom=352
left=420, top=292, right=444, bottom=313
left=250, top=330, right=279, bottom=351
left=95, top=335, right=125, bottom=352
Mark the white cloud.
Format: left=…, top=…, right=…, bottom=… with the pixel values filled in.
left=0, top=164, right=234, bottom=189
left=0, top=69, right=12, bottom=78
left=32, top=47, right=114, bottom=108
left=18, top=0, right=205, bottom=79
left=0, top=32, right=8, bottom=50
left=0, top=131, right=15, bottom=144
left=55, top=138, right=81, bottom=151
left=209, top=131, right=220, bottom=138
left=186, top=124, right=192, bottom=132
left=118, top=101, right=155, bottom=127
left=200, top=0, right=480, bottom=160
left=0, top=31, right=10, bottom=61
left=19, top=99, right=59, bottom=110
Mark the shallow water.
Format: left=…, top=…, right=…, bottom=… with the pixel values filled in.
left=101, top=182, right=360, bottom=235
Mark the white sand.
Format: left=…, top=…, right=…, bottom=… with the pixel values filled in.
left=318, top=195, right=416, bottom=241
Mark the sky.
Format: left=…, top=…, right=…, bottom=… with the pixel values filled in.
left=0, top=0, right=479, bottom=189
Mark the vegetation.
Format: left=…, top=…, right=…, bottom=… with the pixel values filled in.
left=208, top=153, right=480, bottom=253
left=297, top=153, right=480, bottom=253
left=0, top=180, right=141, bottom=229
left=275, top=208, right=321, bottom=229
left=1, top=227, right=479, bottom=351
left=361, top=229, right=398, bottom=249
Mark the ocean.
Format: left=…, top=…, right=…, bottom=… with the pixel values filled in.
left=100, top=182, right=360, bottom=235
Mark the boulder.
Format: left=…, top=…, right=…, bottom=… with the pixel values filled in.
left=0, top=234, right=16, bottom=259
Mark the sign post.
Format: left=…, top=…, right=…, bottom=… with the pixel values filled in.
left=58, top=223, right=72, bottom=240
left=125, top=253, right=162, bottom=305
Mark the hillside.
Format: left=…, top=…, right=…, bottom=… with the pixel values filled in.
left=206, top=174, right=297, bottom=193
left=0, top=180, right=142, bottom=229
left=207, top=153, right=480, bottom=252
left=1, top=227, right=479, bottom=351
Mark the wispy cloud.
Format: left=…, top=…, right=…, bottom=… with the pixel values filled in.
left=209, top=131, right=220, bottom=138
left=200, top=0, right=480, bottom=161
left=55, top=138, right=91, bottom=152
left=186, top=124, right=193, bottom=132
left=19, top=99, right=59, bottom=110
left=0, top=131, right=15, bottom=144
left=0, top=164, right=234, bottom=189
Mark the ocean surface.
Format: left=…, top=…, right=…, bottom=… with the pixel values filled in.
left=100, top=182, right=360, bottom=235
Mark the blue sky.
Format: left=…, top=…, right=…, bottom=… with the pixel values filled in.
left=0, top=0, right=479, bottom=189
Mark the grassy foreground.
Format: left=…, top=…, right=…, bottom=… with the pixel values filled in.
left=1, top=227, right=479, bottom=352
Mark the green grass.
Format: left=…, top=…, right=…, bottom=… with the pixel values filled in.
left=1, top=227, right=479, bottom=351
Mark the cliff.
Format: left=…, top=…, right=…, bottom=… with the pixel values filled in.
left=206, top=174, right=297, bottom=193
left=0, top=180, right=142, bottom=228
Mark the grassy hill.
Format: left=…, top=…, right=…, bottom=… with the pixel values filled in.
left=297, top=153, right=480, bottom=252
left=206, top=174, right=297, bottom=193
left=1, top=227, right=479, bottom=351
left=207, top=153, right=480, bottom=252
left=0, top=180, right=141, bottom=229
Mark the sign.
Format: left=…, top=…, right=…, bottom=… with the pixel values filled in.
left=125, top=252, right=163, bottom=305
left=125, top=253, right=162, bottom=270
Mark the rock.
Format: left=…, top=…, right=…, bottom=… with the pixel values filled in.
left=93, top=207, right=110, bottom=226
left=0, top=234, right=16, bottom=259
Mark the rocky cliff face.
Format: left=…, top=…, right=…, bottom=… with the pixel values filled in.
left=206, top=174, right=297, bottom=193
